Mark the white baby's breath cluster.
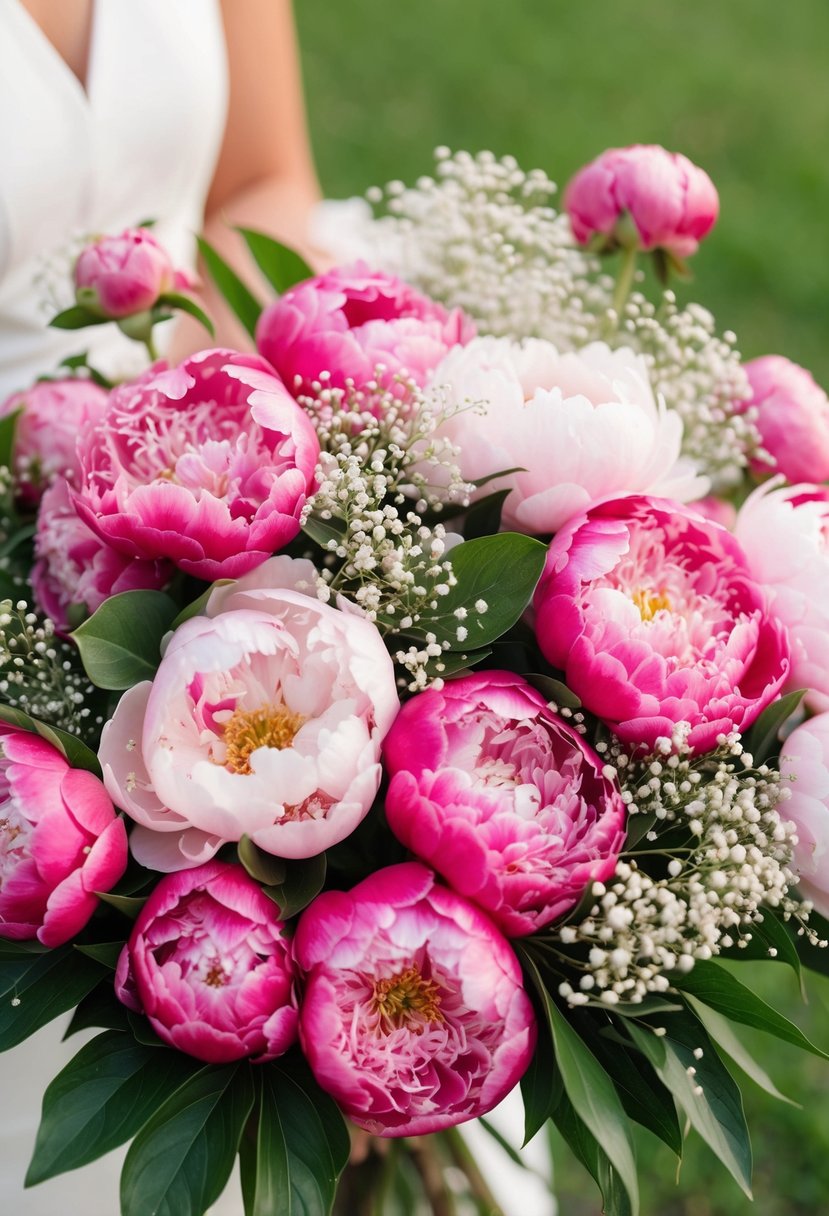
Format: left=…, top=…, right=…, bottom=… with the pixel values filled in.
left=301, top=377, right=478, bottom=690
left=0, top=599, right=101, bottom=738
left=358, top=149, right=757, bottom=482
left=551, top=730, right=804, bottom=1006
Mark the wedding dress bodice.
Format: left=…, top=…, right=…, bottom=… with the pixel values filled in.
left=0, top=0, right=228, bottom=399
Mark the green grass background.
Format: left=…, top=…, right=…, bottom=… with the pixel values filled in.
left=297, top=3, right=829, bottom=1211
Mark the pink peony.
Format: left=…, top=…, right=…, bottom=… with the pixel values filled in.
left=690, top=495, right=737, bottom=531
left=779, top=713, right=829, bottom=918
left=735, top=482, right=829, bottom=712
left=383, top=671, right=626, bottom=935
left=115, top=860, right=298, bottom=1063
left=293, top=862, right=536, bottom=1136
left=0, top=377, right=108, bottom=505
left=430, top=337, right=702, bottom=535
left=255, top=263, right=473, bottom=403
left=0, top=726, right=127, bottom=947
left=99, top=557, right=400, bottom=871
left=33, top=479, right=172, bottom=634
left=72, top=349, right=320, bottom=580
left=533, top=494, right=790, bottom=753
left=74, top=227, right=193, bottom=319
left=564, top=145, right=719, bottom=258
left=743, top=356, right=829, bottom=484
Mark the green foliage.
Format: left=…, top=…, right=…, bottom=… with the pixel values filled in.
left=72, top=589, right=179, bottom=689
left=0, top=703, right=101, bottom=773
left=197, top=237, right=263, bottom=338
left=0, top=947, right=106, bottom=1051
left=237, top=228, right=314, bottom=294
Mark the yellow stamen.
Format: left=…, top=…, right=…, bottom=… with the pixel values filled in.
left=221, top=704, right=305, bottom=775
left=632, top=587, right=672, bottom=621
left=202, top=958, right=229, bottom=988
left=371, top=965, right=444, bottom=1034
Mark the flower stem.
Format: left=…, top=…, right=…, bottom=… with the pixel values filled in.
left=441, top=1126, right=504, bottom=1216
left=612, top=246, right=638, bottom=322
left=407, top=1136, right=457, bottom=1216
left=144, top=335, right=159, bottom=363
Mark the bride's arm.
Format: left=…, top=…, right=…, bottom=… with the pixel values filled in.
left=174, top=0, right=323, bottom=355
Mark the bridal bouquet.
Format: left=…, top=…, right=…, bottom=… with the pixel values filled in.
left=2, top=146, right=829, bottom=1216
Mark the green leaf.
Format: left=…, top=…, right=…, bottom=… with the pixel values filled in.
left=72, top=590, right=179, bottom=689
left=238, top=836, right=288, bottom=887
left=262, top=853, right=327, bottom=920
left=524, top=958, right=639, bottom=1214
left=794, top=909, right=829, bottom=977
left=627, top=1015, right=753, bottom=1198
left=520, top=1010, right=561, bottom=1144
left=197, top=237, right=263, bottom=339
left=462, top=488, right=511, bottom=541
left=49, top=305, right=108, bottom=330
left=418, top=533, right=547, bottom=651
left=552, top=1089, right=634, bottom=1216
left=0, top=938, right=48, bottom=961
left=523, top=672, right=582, bottom=710
left=74, top=942, right=123, bottom=970
left=590, top=1031, right=682, bottom=1156
left=0, top=948, right=105, bottom=1051
left=429, top=648, right=491, bottom=678
left=0, top=406, right=20, bottom=470
left=26, top=1031, right=200, bottom=1185
left=240, top=1053, right=349, bottom=1216
left=64, top=982, right=131, bottom=1037
left=95, top=892, right=149, bottom=920
left=171, top=581, right=230, bottom=630
left=742, top=689, right=806, bottom=765
left=683, top=994, right=798, bottom=1106
left=121, top=1063, right=255, bottom=1216
left=478, top=1117, right=534, bottom=1172
left=671, top=959, right=829, bottom=1059
left=237, top=228, right=313, bottom=294
left=156, top=291, right=215, bottom=337
left=0, top=703, right=101, bottom=773
left=301, top=514, right=347, bottom=551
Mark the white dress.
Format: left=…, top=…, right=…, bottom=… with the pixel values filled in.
left=0, top=3, right=233, bottom=1212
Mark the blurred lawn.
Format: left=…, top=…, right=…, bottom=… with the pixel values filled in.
left=297, top=0, right=829, bottom=386
left=297, top=4, right=829, bottom=1211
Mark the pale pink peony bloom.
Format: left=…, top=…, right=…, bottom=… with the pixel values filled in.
left=0, top=377, right=108, bottom=505
left=564, top=145, right=719, bottom=258
left=100, top=558, right=400, bottom=871
left=779, top=713, right=829, bottom=918
left=735, top=481, right=829, bottom=712
left=255, top=263, right=473, bottom=403
left=0, top=726, right=127, bottom=946
left=73, top=349, right=320, bottom=580
left=115, top=860, right=298, bottom=1063
left=383, top=671, right=626, bottom=935
left=74, top=226, right=194, bottom=319
left=533, top=494, right=790, bottom=753
left=33, top=479, right=172, bottom=635
left=743, top=355, right=829, bottom=484
left=293, top=862, right=536, bottom=1136
left=690, top=495, right=737, bottom=531
left=430, top=337, right=703, bottom=535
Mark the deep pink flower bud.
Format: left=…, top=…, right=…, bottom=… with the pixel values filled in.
left=115, top=861, right=298, bottom=1063
left=72, top=349, right=320, bottom=580
left=255, top=263, right=473, bottom=406
left=533, top=494, right=790, bottom=753
left=0, top=726, right=127, bottom=947
left=294, top=863, right=536, bottom=1136
left=74, top=227, right=180, bottom=319
left=384, top=671, right=626, bottom=934
left=0, top=377, right=108, bottom=505
left=564, top=145, right=719, bottom=258
left=743, top=356, right=829, bottom=484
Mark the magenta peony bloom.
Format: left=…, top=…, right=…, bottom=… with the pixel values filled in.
left=115, top=861, right=298, bottom=1063
left=735, top=482, right=829, bottom=712
left=533, top=495, right=790, bottom=753
left=0, top=377, right=108, bottom=505
left=383, top=671, right=626, bottom=935
left=0, top=726, right=127, bottom=947
left=73, top=226, right=192, bottom=319
left=255, top=263, right=473, bottom=403
left=743, top=356, right=829, bottom=484
left=780, top=713, right=829, bottom=918
left=33, top=479, right=172, bottom=635
left=564, top=145, right=719, bottom=258
left=100, top=557, right=400, bottom=872
left=293, top=862, right=536, bottom=1136
left=73, top=349, right=320, bottom=580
